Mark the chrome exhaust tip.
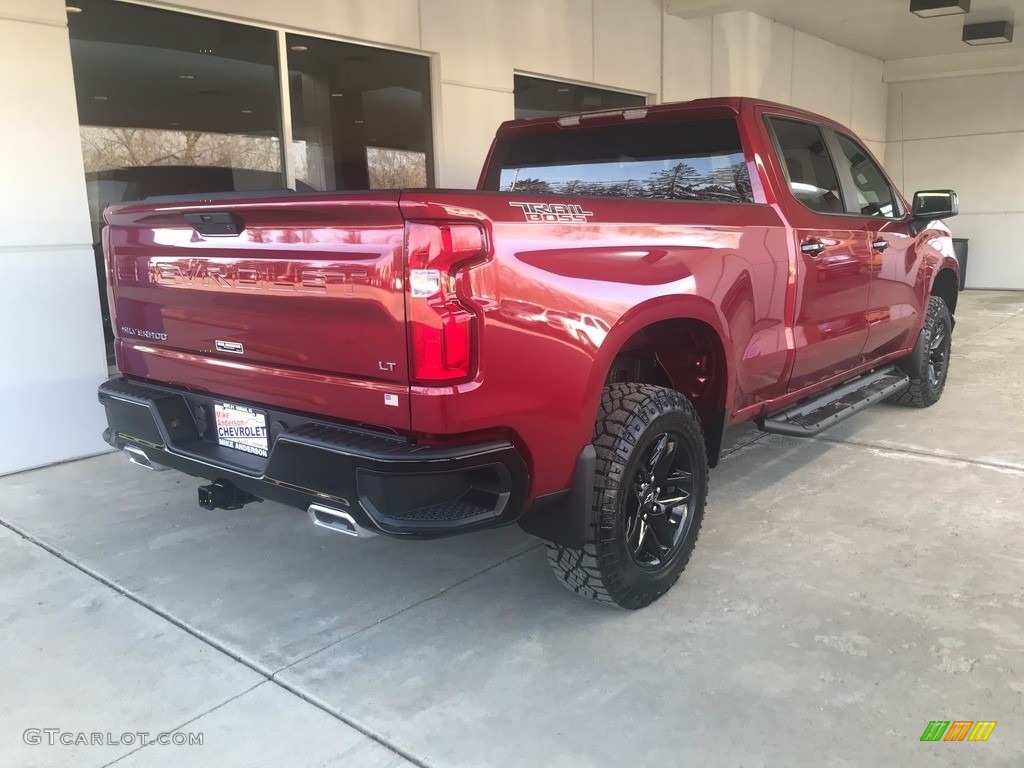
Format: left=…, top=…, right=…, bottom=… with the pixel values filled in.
left=123, top=444, right=167, bottom=471
left=307, top=503, right=377, bottom=538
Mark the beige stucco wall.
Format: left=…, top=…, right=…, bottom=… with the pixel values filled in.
left=0, top=0, right=109, bottom=473
left=886, top=69, right=1024, bottom=289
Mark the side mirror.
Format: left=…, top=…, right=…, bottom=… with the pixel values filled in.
left=913, top=190, right=958, bottom=221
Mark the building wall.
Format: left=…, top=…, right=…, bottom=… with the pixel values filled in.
left=0, top=0, right=110, bottom=474
left=665, top=12, right=887, bottom=163
left=886, top=70, right=1024, bottom=290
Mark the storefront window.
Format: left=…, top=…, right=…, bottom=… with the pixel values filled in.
left=70, top=0, right=283, bottom=224
left=286, top=34, right=434, bottom=191
left=68, top=0, right=284, bottom=363
left=514, top=75, right=646, bottom=119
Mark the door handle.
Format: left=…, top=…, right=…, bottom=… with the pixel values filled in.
left=800, top=239, right=827, bottom=256
left=872, top=238, right=890, bottom=252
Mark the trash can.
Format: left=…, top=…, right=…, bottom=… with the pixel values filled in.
left=952, top=238, right=969, bottom=291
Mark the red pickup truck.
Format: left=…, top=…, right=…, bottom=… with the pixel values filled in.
left=97, top=97, right=960, bottom=609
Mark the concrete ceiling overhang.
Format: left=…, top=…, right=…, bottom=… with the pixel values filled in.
left=665, top=0, right=1024, bottom=78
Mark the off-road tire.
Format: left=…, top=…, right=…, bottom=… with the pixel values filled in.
left=890, top=296, right=952, bottom=408
left=546, top=384, right=708, bottom=609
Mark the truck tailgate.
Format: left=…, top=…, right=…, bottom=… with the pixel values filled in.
left=104, top=193, right=411, bottom=431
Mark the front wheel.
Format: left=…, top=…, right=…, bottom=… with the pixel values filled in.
left=890, top=295, right=952, bottom=408
left=547, top=384, right=709, bottom=609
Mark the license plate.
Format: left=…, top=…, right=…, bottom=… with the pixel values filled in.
left=214, top=402, right=268, bottom=458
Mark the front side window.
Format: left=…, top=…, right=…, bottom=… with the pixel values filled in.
left=834, top=134, right=900, bottom=218
left=485, top=118, right=753, bottom=204
left=767, top=117, right=844, bottom=215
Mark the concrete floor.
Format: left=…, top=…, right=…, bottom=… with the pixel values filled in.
left=2, top=290, right=1022, bottom=768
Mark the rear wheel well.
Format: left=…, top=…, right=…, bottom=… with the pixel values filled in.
left=604, top=319, right=728, bottom=464
left=932, top=268, right=959, bottom=316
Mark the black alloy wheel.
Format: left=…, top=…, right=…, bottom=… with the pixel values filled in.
left=927, top=320, right=949, bottom=387
left=625, top=431, right=697, bottom=570
left=546, top=384, right=709, bottom=609
left=890, top=295, right=952, bottom=408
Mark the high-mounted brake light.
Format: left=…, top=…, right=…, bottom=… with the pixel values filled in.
left=406, top=222, right=488, bottom=384
left=556, top=107, right=648, bottom=128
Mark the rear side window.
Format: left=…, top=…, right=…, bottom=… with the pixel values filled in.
left=767, top=117, right=844, bottom=215
left=834, top=134, right=900, bottom=218
left=484, top=118, right=754, bottom=203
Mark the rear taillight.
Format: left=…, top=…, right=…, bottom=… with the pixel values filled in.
left=406, top=222, right=488, bottom=384
left=102, top=226, right=118, bottom=339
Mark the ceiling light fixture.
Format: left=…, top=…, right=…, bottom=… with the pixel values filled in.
left=290, top=45, right=308, bottom=52
left=910, top=0, right=970, bottom=18
left=241, top=109, right=253, bottom=114
left=179, top=74, right=195, bottom=80
left=93, top=95, right=108, bottom=100
left=963, top=20, right=1014, bottom=44
left=330, top=92, right=344, bottom=97
left=65, top=5, right=83, bottom=13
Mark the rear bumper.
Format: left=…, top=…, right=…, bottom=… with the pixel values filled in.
left=98, top=378, right=529, bottom=538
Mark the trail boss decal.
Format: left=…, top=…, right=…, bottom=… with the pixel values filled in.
left=509, top=202, right=594, bottom=224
